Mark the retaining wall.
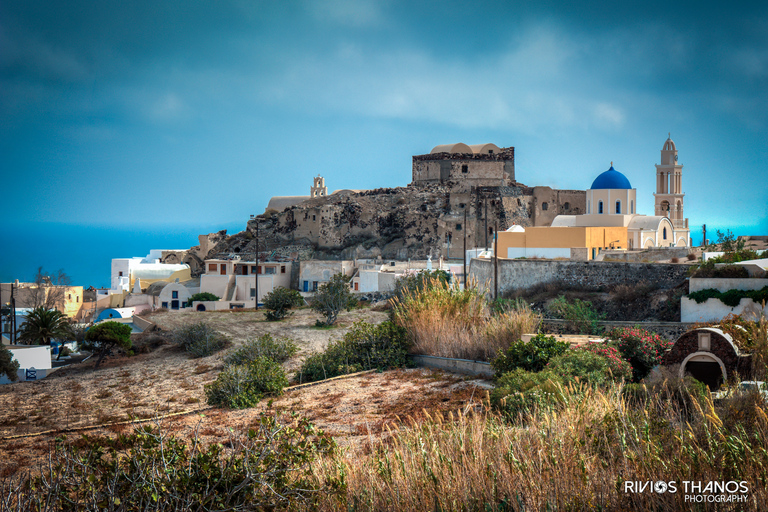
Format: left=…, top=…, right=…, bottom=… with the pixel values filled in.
left=542, top=319, right=695, bottom=340
left=409, top=355, right=494, bottom=378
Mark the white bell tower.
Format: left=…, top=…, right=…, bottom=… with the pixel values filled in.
left=654, top=134, right=686, bottom=228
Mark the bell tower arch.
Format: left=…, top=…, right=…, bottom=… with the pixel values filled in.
left=654, top=134, right=685, bottom=225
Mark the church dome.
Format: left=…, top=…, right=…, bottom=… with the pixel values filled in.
left=590, top=166, right=632, bottom=190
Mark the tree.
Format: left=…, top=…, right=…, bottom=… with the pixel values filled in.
left=310, top=273, right=357, bottom=326
left=188, top=292, right=220, bottom=303
left=263, top=287, right=303, bottom=321
left=84, top=321, right=133, bottom=369
left=16, top=307, right=74, bottom=359
left=0, top=346, right=19, bottom=381
left=30, top=267, right=72, bottom=311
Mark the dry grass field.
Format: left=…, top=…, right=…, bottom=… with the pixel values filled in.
left=0, top=307, right=484, bottom=478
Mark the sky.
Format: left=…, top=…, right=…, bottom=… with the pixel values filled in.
left=1, top=0, right=767, bottom=287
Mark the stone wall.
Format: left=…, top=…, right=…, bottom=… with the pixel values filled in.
left=600, top=247, right=694, bottom=263
left=470, top=258, right=690, bottom=295
left=542, top=319, right=694, bottom=340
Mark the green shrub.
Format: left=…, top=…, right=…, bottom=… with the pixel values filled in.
left=11, top=414, right=335, bottom=510
left=605, top=327, right=672, bottom=382
left=546, top=346, right=631, bottom=386
left=546, top=295, right=605, bottom=334
left=0, top=345, right=19, bottom=381
left=622, top=373, right=709, bottom=421
left=311, top=273, right=357, bottom=326
left=490, top=368, right=565, bottom=418
left=205, top=357, right=287, bottom=409
left=491, top=333, right=569, bottom=376
left=577, top=343, right=633, bottom=381
left=224, top=333, right=298, bottom=366
left=172, top=322, right=229, bottom=358
left=393, top=269, right=451, bottom=302
left=188, top=292, right=220, bottom=303
left=297, top=321, right=409, bottom=383
left=688, top=286, right=768, bottom=307
left=263, top=287, right=304, bottom=321
left=84, top=321, right=133, bottom=369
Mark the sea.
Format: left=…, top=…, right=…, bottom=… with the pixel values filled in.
left=1, top=221, right=244, bottom=289
left=1, top=220, right=764, bottom=289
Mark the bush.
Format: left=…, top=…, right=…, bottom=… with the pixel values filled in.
left=393, top=269, right=451, bottom=302
left=297, top=321, right=409, bottom=383
left=0, top=345, right=19, bottom=381
left=546, top=295, right=605, bottom=334
left=263, top=287, right=303, bottom=321
left=622, top=371, right=709, bottom=421
left=490, top=368, right=565, bottom=418
left=84, top=321, right=133, bottom=369
left=188, top=292, right=220, bottom=303
left=172, top=322, right=229, bottom=358
left=491, top=333, right=570, bottom=377
left=224, top=333, right=298, bottom=366
left=578, top=343, right=633, bottom=381
left=605, top=327, right=672, bottom=382
left=546, top=346, right=631, bottom=386
left=311, top=273, right=357, bottom=326
left=8, top=414, right=335, bottom=510
left=205, top=357, right=288, bottom=409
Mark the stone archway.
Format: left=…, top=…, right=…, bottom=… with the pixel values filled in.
left=196, top=304, right=206, bottom=311
left=680, top=351, right=726, bottom=390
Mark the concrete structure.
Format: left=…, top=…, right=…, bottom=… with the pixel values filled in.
left=663, top=327, right=752, bottom=389
left=96, top=307, right=136, bottom=322
left=682, top=274, right=768, bottom=322
left=111, top=251, right=191, bottom=293
left=298, top=260, right=355, bottom=293
left=0, top=345, right=53, bottom=384
left=1, top=281, right=85, bottom=320
left=198, top=258, right=292, bottom=309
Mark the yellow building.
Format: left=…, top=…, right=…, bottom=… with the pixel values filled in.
left=496, top=225, right=628, bottom=261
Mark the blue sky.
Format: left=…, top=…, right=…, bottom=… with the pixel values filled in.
left=1, top=0, right=767, bottom=286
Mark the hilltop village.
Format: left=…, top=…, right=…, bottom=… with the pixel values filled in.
left=2, top=137, right=768, bottom=510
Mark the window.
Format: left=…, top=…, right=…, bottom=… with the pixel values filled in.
left=663, top=227, right=668, bottom=239
left=631, top=200, right=634, bottom=214
left=208, top=264, right=216, bottom=272
left=251, top=265, right=258, bottom=274
left=459, top=203, right=465, bottom=208
left=616, top=200, right=621, bottom=214
left=542, top=202, right=548, bottom=211
left=250, top=288, right=256, bottom=297
left=172, top=291, right=178, bottom=299
left=563, top=202, right=570, bottom=210
left=76, top=296, right=79, bottom=302
left=488, top=150, right=494, bottom=155
left=312, top=215, right=316, bottom=221
left=281, top=265, right=286, bottom=274
left=119, top=271, right=123, bottom=277
left=698, top=332, right=711, bottom=351
left=598, top=201, right=604, bottom=214
left=265, top=266, right=275, bottom=275
left=312, top=281, right=318, bottom=291
left=162, top=302, right=168, bottom=308
left=461, top=164, right=469, bottom=173
left=456, top=223, right=462, bottom=231
left=68, top=294, right=71, bottom=300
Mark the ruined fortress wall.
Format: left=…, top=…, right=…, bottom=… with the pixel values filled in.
left=470, top=258, right=688, bottom=295
left=412, top=148, right=515, bottom=188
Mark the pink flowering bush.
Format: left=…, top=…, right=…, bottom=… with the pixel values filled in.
left=577, top=343, right=632, bottom=382
left=605, top=327, right=673, bottom=382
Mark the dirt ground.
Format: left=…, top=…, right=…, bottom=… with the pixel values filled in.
left=0, top=307, right=485, bottom=477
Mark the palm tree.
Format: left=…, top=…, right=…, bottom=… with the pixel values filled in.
left=16, top=307, right=74, bottom=359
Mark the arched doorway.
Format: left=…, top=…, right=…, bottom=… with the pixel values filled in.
left=196, top=304, right=206, bottom=311
left=680, top=352, right=726, bottom=390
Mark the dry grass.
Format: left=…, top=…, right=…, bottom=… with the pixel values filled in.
left=308, top=384, right=768, bottom=511
left=393, top=279, right=541, bottom=361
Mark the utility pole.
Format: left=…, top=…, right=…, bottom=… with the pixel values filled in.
left=484, top=196, right=488, bottom=250
left=255, top=220, right=259, bottom=310
left=702, top=223, right=707, bottom=247
left=494, top=222, right=498, bottom=301
left=463, top=208, right=467, bottom=289
left=10, top=283, right=16, bottom=345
